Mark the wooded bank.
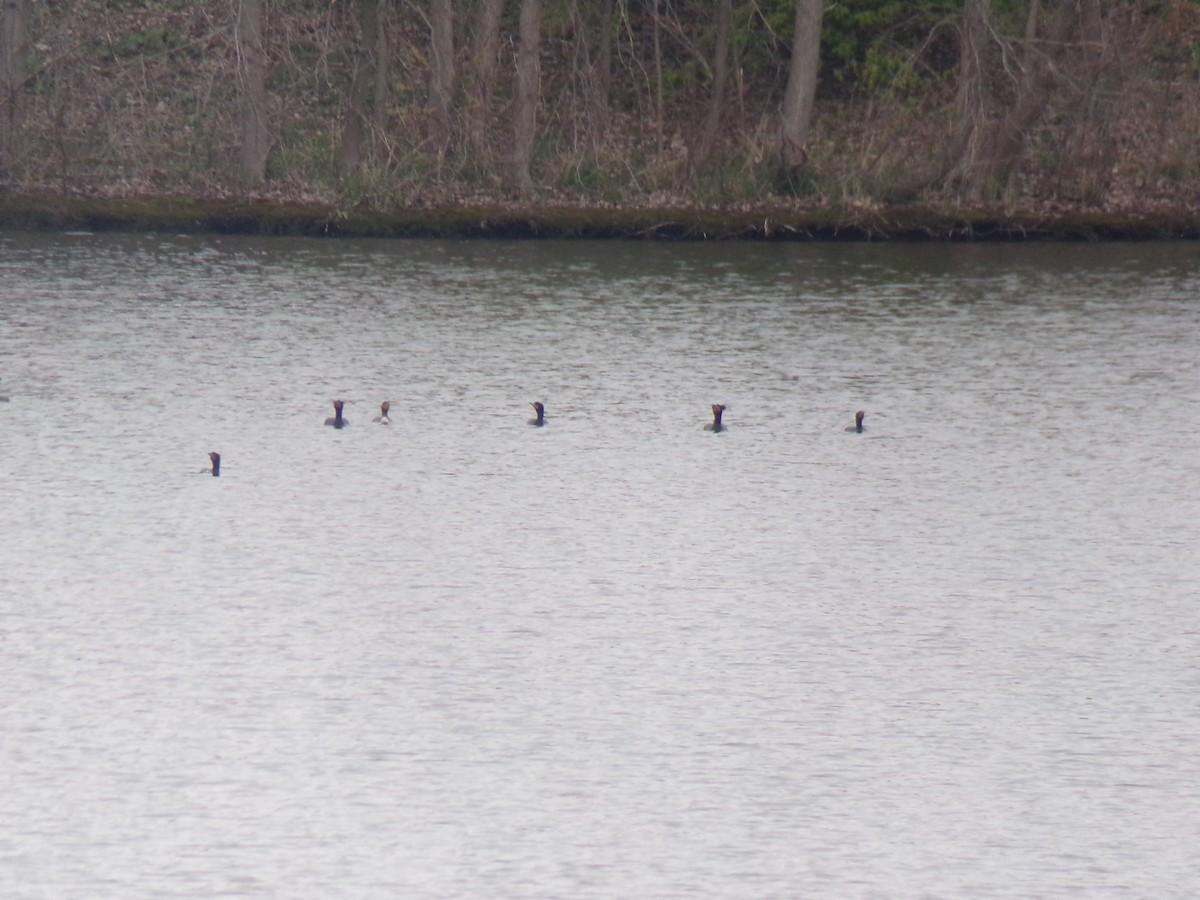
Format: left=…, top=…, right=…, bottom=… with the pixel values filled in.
left=1, top=1, right=1198, bottom=237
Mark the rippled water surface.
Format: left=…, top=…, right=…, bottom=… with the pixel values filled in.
left=2, top=233, right=1198, bottom=898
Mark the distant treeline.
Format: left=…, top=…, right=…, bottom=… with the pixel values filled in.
left=0, top=1, right=1197, bottom=213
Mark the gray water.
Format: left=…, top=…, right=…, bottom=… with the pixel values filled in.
left=1, top=233, right=1197, bottom=899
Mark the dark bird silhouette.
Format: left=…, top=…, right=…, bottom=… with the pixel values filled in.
left=704, top=404, right=726, bottom=432
left=845, top=410, right=866, bottom=433
left=372, top=401, right=391, bottom=425
left=324, top=400, right=349, bottom=429
left=528, top=401, right=546, bottom=427
left=205, top=452, right=221, bottom=477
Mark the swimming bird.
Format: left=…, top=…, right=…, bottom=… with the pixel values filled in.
left=845, top=410, right=866, bottom=433
left=0, top=377, right=8, bottom=402
left=704, top=404, right=726, bottom=432
left=205, top=452, right=221, bottom=477
left=324, top=400, right=349, bottom=428
left=528, top=401, right=545, bottom=427
left=372, top=401, right=391, bottom=425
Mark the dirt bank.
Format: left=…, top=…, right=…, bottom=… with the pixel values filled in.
left=4, top=193, right=1199, bottom=241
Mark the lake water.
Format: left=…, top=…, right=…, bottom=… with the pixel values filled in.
left=1, top=233, right=1197, bottom=898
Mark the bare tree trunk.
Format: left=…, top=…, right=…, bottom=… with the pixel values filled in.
left=946, top=0, right=990, bottom=193
left=594, top=0, right=614, bottom=137
left=691, top=0, right=732, bottom=175
left=428, top=0, right=454, bottom=153
left=506, top=0, right=541, bottom=193
left=0, top=0, right=29, bottom=180
left=1061, top=0, right=1112, bottom=172
left=573, top=0, right=614, bottom=150
left=1022, top=0, right=1041, bottom=67
left=236, top=0, right=270, bottom=184
left=0, top=0, right=26, bottom=179
left=779, top=0, right=823, bottom=184
left=468, top=0, right=503, bottom=161
left=338, top=0, right=383, bottom=175
left=950, top=0, right=1086, bottom=200
left=372, top=2, right=390, bottom=139
left=652, top=0, right=663, bottom=144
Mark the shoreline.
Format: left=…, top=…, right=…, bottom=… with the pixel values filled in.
left=2, top=192, right=1199, bottom=241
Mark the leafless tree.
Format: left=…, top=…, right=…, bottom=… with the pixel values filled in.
left=779, top=0, right=823, bottom=182
left=428, top=0, right=454, bottom=153
left=651, top=0, right=664, bottom=144
left=569, top=0, right=615, bottom=152
left=236, top=0, right=270, bottom=183
left=338, top=0, right=386, bottom=174
left=691, top=0, right=733, bottom=175
left=0, top=0, right=29, bottom=180
left=507, top=0, right=541, bottom=193
left=591, top=0, right=615, bottom=142
left=372, top=1, right=390, bottom=141
left=466, top=0, right=504, bottom=161
left=947, top=0, right=1099, bottom=201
